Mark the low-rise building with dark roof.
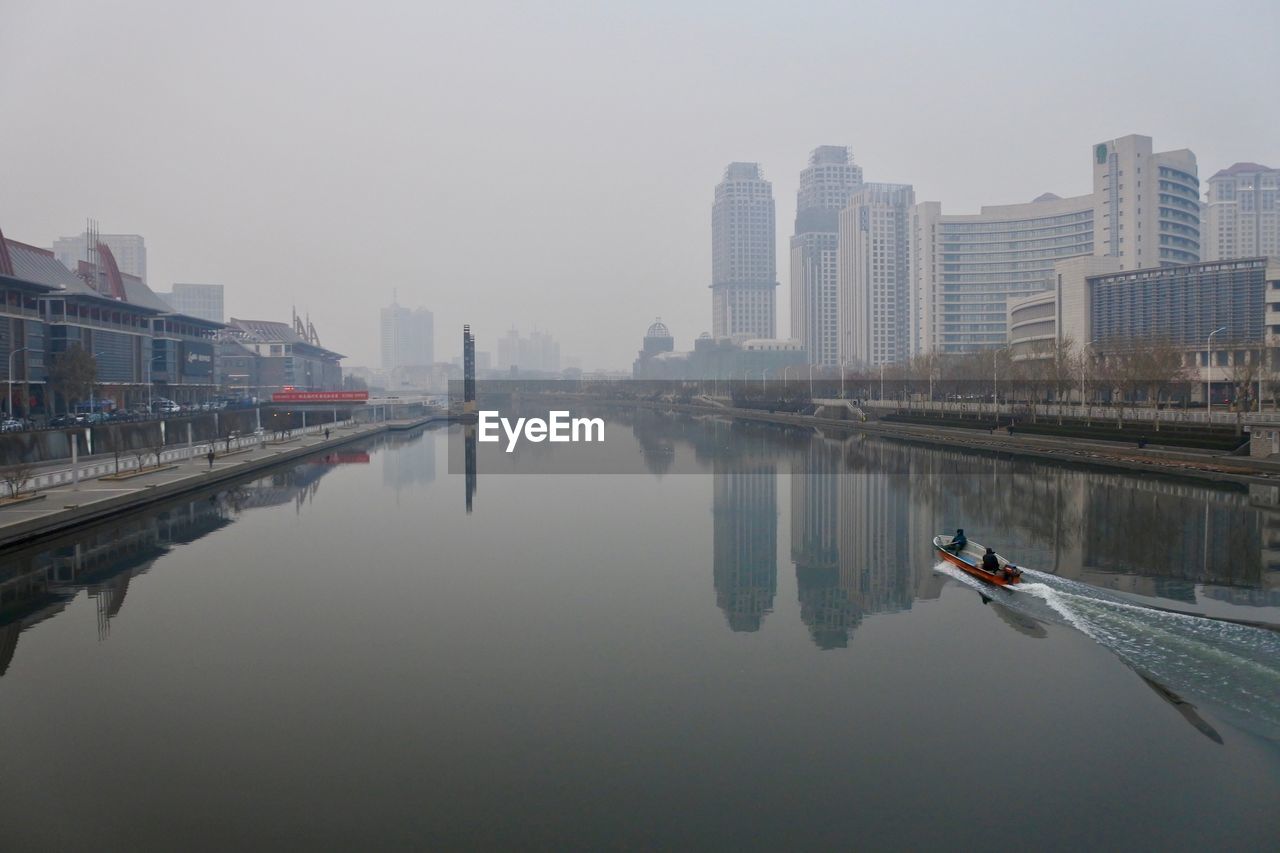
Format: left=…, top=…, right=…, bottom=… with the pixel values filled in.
left=0, top=230, right=57, bottom=417
left=218, top=315, right=343, bottom=397
left=1, top=228, right=222, bottom=416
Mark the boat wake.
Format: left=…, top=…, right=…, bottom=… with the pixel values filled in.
left=933, top=561, right=1280, bottom=744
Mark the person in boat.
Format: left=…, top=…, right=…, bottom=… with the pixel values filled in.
left=982, top=547, right=1000, bottom=575
left=946, top=529, right=967, bottom=553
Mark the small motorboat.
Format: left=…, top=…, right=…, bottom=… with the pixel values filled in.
left=933, top=535, right=1023, bottom=587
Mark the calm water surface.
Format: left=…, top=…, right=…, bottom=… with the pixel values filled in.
left=1, top=412, right=1278, bottom=850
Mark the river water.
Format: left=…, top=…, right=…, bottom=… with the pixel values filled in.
left=1, top=412, right=1277, bottom=850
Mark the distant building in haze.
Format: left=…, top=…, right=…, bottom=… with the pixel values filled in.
left=380, top=300, right=434, bottom=370
left=496, top=326, right=561, bottom=374
left=791, top=146, right=862, bottom=367
left=53, top=232, right=147, bottom=284
left=712, top=162, right=777, bottom=339
left=158, top=283, right=224, bottom=323
left=1203, top=162, right=1280, bottom=261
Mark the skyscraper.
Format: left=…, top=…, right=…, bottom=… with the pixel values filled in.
left=711, top=162, right=777, bottom=340
left=1091, top=134, right=1199, bottom=268
left=380, top=301, right=434, bottom=369
left=1203, top=162, right=1280, bottom=261
left=839, top=183, right=914, bottom=366
left=53, top=232, right=147, bottom=283
left=791, top=146, right=862, bottom=367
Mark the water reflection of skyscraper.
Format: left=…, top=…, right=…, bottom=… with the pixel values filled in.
left=713, top=461, right=777, bottom=632
left=709, top=421, right=787, bottom=632
left=382, top=428, right=437, bottom=496
left=791, top=438, right=942, bottom=649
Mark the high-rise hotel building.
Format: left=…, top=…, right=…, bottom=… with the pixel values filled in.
left=838, top=183, right=914, bottom=366
left=790, top=146, right=862, bottom=366
left=910, top=134, right=1199, bottom=354
left=1203, top=162, right=1280, bottom=261
left=711, top=162, right=778, bottom=340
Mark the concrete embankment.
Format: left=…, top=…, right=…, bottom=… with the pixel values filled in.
left=584, top=398, right=1280, bottom=490
left=0, top=415, right=444, bottom=551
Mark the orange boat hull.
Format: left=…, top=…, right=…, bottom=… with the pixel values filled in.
left=936, top=545, right=1023, bottom=587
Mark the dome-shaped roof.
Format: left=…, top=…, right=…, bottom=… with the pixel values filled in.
left=646, top=318, right=671, bottom=338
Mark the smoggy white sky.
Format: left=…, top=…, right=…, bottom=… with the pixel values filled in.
left=2, top=0, right=1277, bottom=368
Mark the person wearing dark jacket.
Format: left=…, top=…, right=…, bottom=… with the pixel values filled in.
left=947, top=529, right=967, bottom=553
left=982, top=547, right=1000, bottom=575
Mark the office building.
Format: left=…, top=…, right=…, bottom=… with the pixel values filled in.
left=1008, top=257, right=1279, bottom=404
left=380, top=301, right=434, bottom=370
left=1203, top=162, right=1280, bottom=261
left=53, top=232, right=147, bottom=283
left=912, top=134, right=1198, bottom=355
left=711, top=162, right=777, bottom=339
left=790, top=146, right=862, bottom=367
left=838, top=182, right=914, bottom=366
left=158, top=283, right=224, bottom=323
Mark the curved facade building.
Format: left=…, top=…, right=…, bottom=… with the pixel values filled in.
left=1091, top=134, right=1200, bottom=268
left=912, top=194, right=1095, bottom=354
left=913, top=135, right=1199, bottom=355
left=1006, top=289, right=1058, bottom=360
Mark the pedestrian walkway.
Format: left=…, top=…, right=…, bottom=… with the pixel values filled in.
left=0, top=418, right=426, bottom=549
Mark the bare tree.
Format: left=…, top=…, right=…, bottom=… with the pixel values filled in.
left=46, top=346, right=97, bottom=414
left=1, top=461, right=38, bottom=498
left=1141, top=338, right=1188, bottom=430
left=1226, top=342, right=1260, bottom=414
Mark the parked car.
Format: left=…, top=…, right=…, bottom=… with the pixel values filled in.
left=49, top=414, right=85, bottom=428
left=0, top=418, right=27, bottom=432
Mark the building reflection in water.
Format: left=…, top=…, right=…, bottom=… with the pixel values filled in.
left=792, top=436, right=944, bottom=648
left=382, top=427, right=436, bottom=501
left=710, top=421, right=780, bottom=632
left=631, top=410, right=1280, bottom=645
left=0, top=451, right=363, bottom=678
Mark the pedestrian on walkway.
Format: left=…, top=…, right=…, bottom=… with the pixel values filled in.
left=325, top=428, right=330, bottom=440
left=206, top=449, right=216, bottom=470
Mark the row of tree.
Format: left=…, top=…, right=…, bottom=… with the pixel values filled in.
left=849, top=335, right=1274, bottom=410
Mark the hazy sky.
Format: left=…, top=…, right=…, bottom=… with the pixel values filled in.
left=3, top=0, right=1277, bottom=369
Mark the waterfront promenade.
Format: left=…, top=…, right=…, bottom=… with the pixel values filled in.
left=607, top=398, right=1280, bottom=489
left=0, top=416, right=438, bottom=549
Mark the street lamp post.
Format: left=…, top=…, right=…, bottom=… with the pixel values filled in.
left=761, top=369, right=769, bottom=393
left=7, top=347, right=30, bottom=419
left=1207, top=326, right=1227, bottom=420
